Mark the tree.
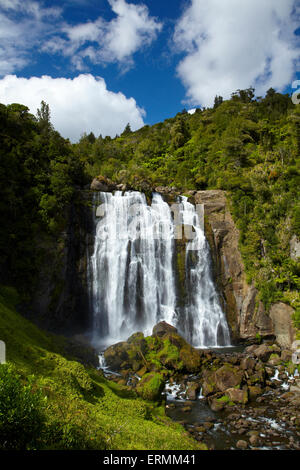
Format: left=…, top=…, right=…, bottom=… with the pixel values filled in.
left=214, top=95, right=223, bottom=109
left=37, top=100, right=52, bottom=135
left=121, top=123, right=132, bottom=136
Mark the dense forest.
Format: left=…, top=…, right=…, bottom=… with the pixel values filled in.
left=1, top=88, right=299, bottom=332
left=0, top=88, right=299, bottom=450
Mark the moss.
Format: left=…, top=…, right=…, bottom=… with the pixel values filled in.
left=136, top=373, right=165, bottom=401
left=157, top=338, right=183, bottom=370
left=217, top=395, right=230, bottom=403
left=0, top=286, right=205, bottom=450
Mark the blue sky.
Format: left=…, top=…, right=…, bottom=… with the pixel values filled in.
left=0, top=0, right=299, bottom=141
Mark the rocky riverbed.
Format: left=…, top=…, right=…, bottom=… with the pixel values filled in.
left=100, top=321, right=300, bottom=450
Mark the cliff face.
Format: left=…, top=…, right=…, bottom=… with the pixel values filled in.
left=30, top=190, right=94, bottom=335
left=30, top=184, right=296, bottom=347
left=192, top=190, right=296, bottom=346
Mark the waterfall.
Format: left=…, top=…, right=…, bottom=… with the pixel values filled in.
left=178, top=197, right=231, bottom=347
left=88, top=190, right=230, bottom=348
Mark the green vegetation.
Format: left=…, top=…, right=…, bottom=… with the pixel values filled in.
left=0, top=87, right=299, bottom=449
left=0, top=286, right=204, bottom=450
left=0, top=89, right=299, bottom=326
left=0, top=102, right=85, bottom=299
left=74, top=88, right=300, bottom=330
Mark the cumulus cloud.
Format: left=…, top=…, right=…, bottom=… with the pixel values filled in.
left=43, top=0, right=163, bottom=71
left=174, top=0, right=300, bottom=107
left=0, top=0, right=61, bottom=75
left=0, top=74, right=145, bottom=141
left=0, top=0, right=162, bottom=75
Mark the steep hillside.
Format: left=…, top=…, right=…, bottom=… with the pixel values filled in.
left=75, top=89, right=300, bottom=335
left=0, top=286, right=205, bottom=450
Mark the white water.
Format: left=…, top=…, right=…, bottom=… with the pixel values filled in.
left=88, top=191, right=230, bottom=348
left=178, top=197, right=230, bottom=347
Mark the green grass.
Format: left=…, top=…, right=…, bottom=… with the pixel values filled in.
left=0, top=286, right=205, bottom=450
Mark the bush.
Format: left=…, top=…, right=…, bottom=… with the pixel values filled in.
left=0, top=363, right=46, bottom=449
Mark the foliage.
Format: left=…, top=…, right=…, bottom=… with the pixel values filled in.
left=0, top=286, right=204, bottom=450
left=0, top=101, right=85, bottom=297
left=0, top=363, right=46, bottom=450
left=71, top=88, right=299, bottom=326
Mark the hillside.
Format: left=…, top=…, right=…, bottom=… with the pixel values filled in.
left=0, top=285, right=204, bottom=450
left=0, top=88, right=299, bottom=450
left=75, top=88, right=300, bottom=332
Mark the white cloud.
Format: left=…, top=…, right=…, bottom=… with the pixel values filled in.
left=0, top=0, right=61, bottom=75
left=0, top=74, right=145, bottom=141
left=43, top=0, right=163, bottom=71
left=0, top=0, right=162, bottom=75
left=174, top=0, right=300, bottom=107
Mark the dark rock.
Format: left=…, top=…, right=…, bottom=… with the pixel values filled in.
left=241, top=356, right=256, bottom=371
left=214, top=364, right=243, bottom=392
left=226, top=387, right=248, bottom=404
left=253, top=344, right=272, bottom=362
left=236, top=440, right=248, bottom=449
left=152, top=321, right=178, bottom=337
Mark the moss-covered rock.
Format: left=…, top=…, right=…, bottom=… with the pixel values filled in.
left=214, top=364, right=243, bottom=392
left=136, top=372, right=165, bottom=401
left=226, top=387, right=248, bottom=404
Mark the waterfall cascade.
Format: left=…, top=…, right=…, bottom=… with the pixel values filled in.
left=88, top=191, right=230, bottom=348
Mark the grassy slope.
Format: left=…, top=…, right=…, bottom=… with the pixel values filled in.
left=0, top=285, right=205, bottom=450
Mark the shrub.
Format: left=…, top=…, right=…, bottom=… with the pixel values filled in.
left=0, top=363, right=46, bottom=449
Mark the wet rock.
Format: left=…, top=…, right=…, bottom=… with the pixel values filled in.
left=182, top=406, right=192, bottom=413
left=203, top=422, right=214, bottom=430
left=202, top=370, right=217, bottom=396
left=214, top=364, right=244, bottom=391
left=186, top=382, right=200, bottom=400
left=209, top=397, right=226, bottom=412
left=226, top=387, right=248, bottom=404
left=248, top=385, right=263, bottom=399
left=267, top=354, right=281, bottom=367
left=252, top=344, right=272, bottom=362
left=152, top=321, right=178, bottom=337
left=195, top=426, right=206, bottom=433
left=236, top=440, right=248, bottom=449
left=241, top=356, right=256, bottom=371
left=136, top=372, right=165, bottom=401
left=249, top=435, right=260, bottom=446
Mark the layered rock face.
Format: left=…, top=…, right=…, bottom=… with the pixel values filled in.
left=188, top=190, right=296, bottom=345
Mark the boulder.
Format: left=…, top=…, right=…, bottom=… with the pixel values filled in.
left=236, top=440, right=248, bottom=449
left=209, top=397, right=226, bottom=412
left=240, top=356, right=256, bottom=371
left=152, top=321, right=178, bottom=337
left=186, top=382, right=200, bottom=400
left=202, top=370, right=218, bottom=396
left=248, top=385, right=263, bottom=399
left=90, top=176, right=116, bottom=192
left=226, top=387, right=248, bottom=404
left=252, top=344, right=272, bottom=362
left=267, top=354, right=281, bottom=367
left=136, top=372, right=165, bottom=401
left=104, top=340, right=143, bottom=371
left=214, top=364, right=243, bottom=392
left=269, top=303, right=296, bottom=349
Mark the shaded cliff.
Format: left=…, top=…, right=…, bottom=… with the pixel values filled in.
left=30, top=190, right=94, bottom=335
